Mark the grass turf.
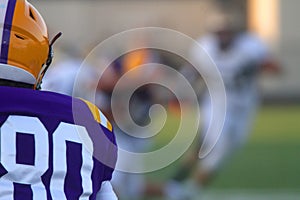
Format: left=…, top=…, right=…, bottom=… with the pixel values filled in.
left=210, top=105, right=300, bottom=189
left=143, top=104, right=300, bottom=200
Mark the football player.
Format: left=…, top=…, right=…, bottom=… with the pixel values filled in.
left=0, top=0, right=118, bottom=199
left=190, top=9, right=280, bottom=189
left=163, top=8, right=280, bottom=200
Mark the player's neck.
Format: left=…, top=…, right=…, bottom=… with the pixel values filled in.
left=0, top=79, right=34, bottom=89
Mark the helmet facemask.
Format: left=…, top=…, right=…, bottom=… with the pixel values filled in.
left=35, top=32, right=62, bottom=90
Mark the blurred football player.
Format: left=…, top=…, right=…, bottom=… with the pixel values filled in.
left=193, top=8, right=279, bottom=188
left=42, top=44, right=98, bottom=100
left=0, top=0, right=118, bottom=199
left=163, top=8, right=280, bottom=200
left=97, top=48, right=160, bottom=200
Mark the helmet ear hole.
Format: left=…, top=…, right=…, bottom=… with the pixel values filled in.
left=29, top=8, right=36, bottom=21
left=15, top=34, right=25, bottom=40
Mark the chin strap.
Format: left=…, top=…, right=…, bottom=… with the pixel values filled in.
left=35, top=32, right=62, bottom=90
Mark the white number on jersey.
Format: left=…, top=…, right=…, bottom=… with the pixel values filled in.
left=0, top=115, right=94, bottom=199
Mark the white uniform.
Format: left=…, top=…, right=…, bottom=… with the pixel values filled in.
left=191, top=33, right=268, bottom=171
left=42, top=58, right=97, bottom=100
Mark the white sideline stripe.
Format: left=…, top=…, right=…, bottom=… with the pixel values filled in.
left=0, top=0, right=9, bottom=54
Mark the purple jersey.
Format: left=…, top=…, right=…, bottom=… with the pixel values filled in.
left=0, top=86, right=117, bottom=200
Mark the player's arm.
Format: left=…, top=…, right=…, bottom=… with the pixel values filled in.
left=80, top=99, right=118, bottom=199
left=250, top=34, right=281, bottom=74
left=260, top=57, right=281, bottom=74
left=96, top=181, right=118, bottom=200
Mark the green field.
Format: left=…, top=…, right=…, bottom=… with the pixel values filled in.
left=144, top=104, right=300, bottom=200
left=211, top=105, right=300, bottom=189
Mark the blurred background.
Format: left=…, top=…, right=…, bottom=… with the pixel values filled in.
left=33, top=0, right=300, bottom=199
left=33, top=0, right=300, bottom=101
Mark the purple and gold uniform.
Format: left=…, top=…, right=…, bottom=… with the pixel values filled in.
left=0, top=86, right=117, bottom=199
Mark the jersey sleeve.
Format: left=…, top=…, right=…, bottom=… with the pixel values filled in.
left=79, top=98, right=113, bottom=132
left=239, top=33, right=270, bottom=65
left=78, top=98, right=117, bottom=183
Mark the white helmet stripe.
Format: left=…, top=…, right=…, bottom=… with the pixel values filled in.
left=0, top=0, right=17, bottom=63
left=0, top=0, right=10, bottom=56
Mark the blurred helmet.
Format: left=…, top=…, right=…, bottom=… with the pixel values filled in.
left=0, top=0, right=50, bottom=88
left=206, top=9, right=243, bottom=33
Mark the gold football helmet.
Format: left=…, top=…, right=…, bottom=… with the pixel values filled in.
left=0, top=0, right=61, bottom=89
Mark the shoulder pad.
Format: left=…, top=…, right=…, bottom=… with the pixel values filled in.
left=79, top=98, right=113, bottom=132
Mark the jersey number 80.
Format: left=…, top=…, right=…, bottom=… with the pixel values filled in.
left=0, top=115, right=94, bottom=200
